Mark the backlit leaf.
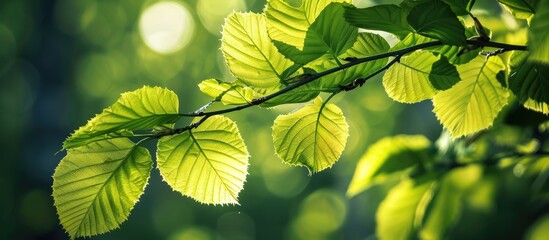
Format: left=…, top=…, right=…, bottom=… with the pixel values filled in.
left=343, top=4, right=413, bottom=39
left=377, top=174, right=438, bottom=240
left=384, top=51, right=459, bottom=103
left=508, top=51, right=549, bottom=105
left=221, top=13, right=293, bottom=88
left=63, top=86, right=180, bottom=149
left=433, top=56, right=510, bottom=138
left=198, top=79, right=258, bottom=105
left=441, top=0, right=476, bottom=15
left=265, top=0, right=351, bottom=50
left=157, top=115, right=249, bottom=205
left=53, top=138, right=152, bottom=239
left=273, top=2, right=357, bottom=65
left=407, top=1, right=467, bottom=46
left=347, top=135, right=432, bottom=197
left=311, top=32, right=389, bottom=88
left=498, top=0, right=539, bottom=19
left=272, top=97, right=349, bottom=172
left=528, top=0, right=549, bottom=63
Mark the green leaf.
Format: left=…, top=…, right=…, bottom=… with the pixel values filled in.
left=498, top=0, right=539, bottom=19
left=347, top=135, right=432, bottom=197
left=528, top=0, right=549, bottom=63
left=377, top=174, right=438, bottom=240
left=441, top=0, right=476, bottom=15
left=407, top=1, right=467, bottom=46
left=523, top=99, right=549, bottom=115
left=433, top=56, right=510, bottom=138
left=508, top=51, right=549, bottom=105
left=63, top=86, right=180, bottom=149
left=157, top=115, right=249, bottom=204
left=343, top=4, right=413, bottom=39
left=272, top=97, right=349, bottom=172
left=221, top=12, right=293, bottom=88
left=257, top=81, right=322, bottom=107
left=265, top=0, right=351, bottom=50
left=311, top=32, right=390, bottom=88
left=198, top=79, right=258, bottom=105
left=384, top=51, right=459, bottom=103
left=53, top=138, right=152, bottom=239
left=273, top=2, right=357, bottom=66
left=420, top=165, right=482, bottom=239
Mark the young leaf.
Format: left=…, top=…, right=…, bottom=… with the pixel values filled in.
left=377, top=174, right=438, bottom=240
left=343, top=4, right=413, bottom=39
left=198, top=79, right=258, bottom=105
left=498, top=0, right=539, bottom=19
left=347, top=135, right=432, bottom=197
left=156, top=115, right=249, bottom=205
left=407, top=1, right=467, bottom=46
left=311, top=32, right=390, bottom=88
left=273, top=2, right=358, bottom=65
left=528, top=0, right=549, bottom=63
left=383, top=51, right=458, bottom=103
left=272, top=97, right=349, bottom=173
left=523, top=99, right=549, bottom=115
left=265, top=0, right=351, bottom=50
left=221, top=13, right=293, bottom=88
left=433, top=56, right=510, bottom=138
left=508, top=51, right=549, bottom=106
left=63, top=86, right=180, bottom=149
left=53, top=138, right=152, bottom=239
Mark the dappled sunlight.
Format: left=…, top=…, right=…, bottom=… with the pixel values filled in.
left=139, top=1, right=195, bottom=54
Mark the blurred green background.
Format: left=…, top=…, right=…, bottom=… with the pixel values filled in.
left=1, top=0, right=534, bottom=239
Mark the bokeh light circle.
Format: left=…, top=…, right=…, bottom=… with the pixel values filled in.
left=139, top=1, right=195, bottom=54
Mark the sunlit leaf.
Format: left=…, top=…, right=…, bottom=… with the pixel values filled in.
left=221, top=13, right=293, bottom=88
left=528, top=0, right=549, bottom=63
left=523, top=99, right=549, bottom=115
left=198, top=79, right=258, bottom=105
left=433, top=56, right=510, bottom=138
left=273, top=2, right=357, bottom=66
left=343, top=4, right=413, bottom=39
left=407, top=1, right=467, bottom=46
left=272, top=97, right=349, bottom=172
left=63, top=86, right=180, bottom=149
left=347, top=135, right=432, bottom=197
left=311, top=32, right=389, bottom=88
left=377, top=174, right=438, bottom=240
left=384, top=51, right=459, bottom=103
left=157, top=115, right=249, bottom=205
left=257, top=81, right=322, bottom=107
left=508, top=51, right=549, bottom=106
left=420, top=165, right=482, bottom=239
left=265, top=0, right=351, bottom=50
left=498, top=0, right=539, bottom=19
left=53, top=138, right=152, bottom=239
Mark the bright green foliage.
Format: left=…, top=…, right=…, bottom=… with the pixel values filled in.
left=498, top=0, right=539, bottom=19
left=53, top=138, right=152, bottom=239
left=343, top=4, right=413, bottom=39
left=198, top=79, right=257, bottom=105
left=221, top=13, right=293, bottom=88
left=272, top=97, right=349, bottom=172
left=63, top=86, right=180, bottom=149
left=508, top=51, right=549, bottom=111
left=528, top=0, right=549, bottom=63
left=420, top=165, right=482, bottom=239
left=156, top=115, right=249, bottom=205
left=347, top=135, right=432, bottom=197
left=312, top=32, right=389, bottom=88
left=376, top=174, right=438, bottom=240
left=433, top=56, right=510, bottom=138
left=273, top=2, right=357, bottom=66
left=407, top=1, right=467, bottom=46
left=383, top=51, right=459, bottom=103
left=265, top=0, right=350, bottom=50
